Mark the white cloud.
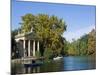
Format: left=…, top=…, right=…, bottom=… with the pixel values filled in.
left=63, top=25, right=95, bottom=42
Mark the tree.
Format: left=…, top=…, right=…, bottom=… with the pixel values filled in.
left=64, top=29, right=96, bottom=56
left=20, top=13, right=67, bottom=57
left=20, top=14, right=36, bottom=33
left=88, top=29, right=96, bottom=55
left=67, top=40, right=79, bottom=56
left=78, top=34, right=88, bottom=55
left=11, top=29, right=21, bottom=59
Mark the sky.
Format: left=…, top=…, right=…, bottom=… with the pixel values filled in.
left=11, top=0, right=96, bottom=42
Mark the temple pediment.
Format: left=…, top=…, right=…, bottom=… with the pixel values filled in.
left=15, top=31, right=39, bottom=41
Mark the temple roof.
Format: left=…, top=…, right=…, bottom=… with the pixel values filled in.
left=15, top=31, right=39, bottom=40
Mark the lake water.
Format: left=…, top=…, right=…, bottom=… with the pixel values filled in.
left=11, top=56, right=96, bottom=74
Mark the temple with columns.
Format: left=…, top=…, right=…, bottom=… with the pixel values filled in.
left=15, top=30, right=40, bottom=58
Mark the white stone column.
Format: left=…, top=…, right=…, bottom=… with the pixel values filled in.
left=33, top=40, right=35, bottom=56
left=28, top=67, right=31, bottom=73
left=23, top=40, right=26, bottom=57
left=28, top=40, right=30, bottom=57
left=37, top=41, right=39, bottom=52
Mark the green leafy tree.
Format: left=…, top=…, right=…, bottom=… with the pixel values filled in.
left=20, top=13, right=67, bottom=57
left=78, top=34, right=88, bottom=55
left=88, top=29, right=96, bottom=55
left=64, top=29, right=96, bottom=56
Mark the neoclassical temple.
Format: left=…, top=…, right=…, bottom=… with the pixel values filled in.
left=15, top=30, right=40, bottom=58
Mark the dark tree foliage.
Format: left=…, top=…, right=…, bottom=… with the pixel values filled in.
left=11, top=29, right=20, bottom=59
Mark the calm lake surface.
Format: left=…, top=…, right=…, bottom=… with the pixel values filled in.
left=11, top=56, right=96, bottom=74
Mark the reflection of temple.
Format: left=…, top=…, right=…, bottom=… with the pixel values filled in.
left=24, top=66, right=40, bottom=73
left=15, top=30, right=40, bottom=58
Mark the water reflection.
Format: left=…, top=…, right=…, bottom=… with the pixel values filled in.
left=63, top=56, right=96, bottom=71
left=24, top=66, right=40, bottom=73
left=11, top=56, right=96, bottom=74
